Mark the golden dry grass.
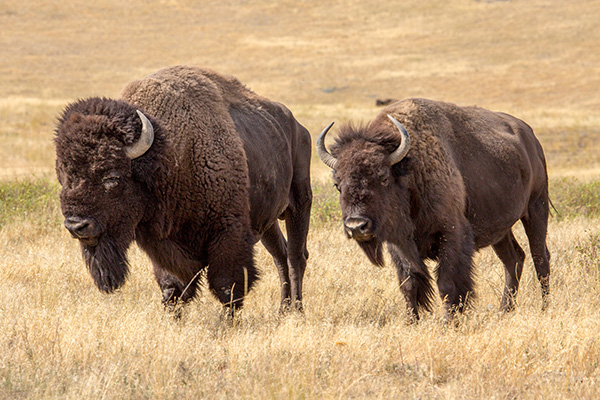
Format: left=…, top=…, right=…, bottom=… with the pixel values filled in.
left=1, top=0, right=600, bottom=398
left=1, top=215, right=600, bottom=399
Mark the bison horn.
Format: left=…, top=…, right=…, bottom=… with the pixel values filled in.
left=125, top=110, right=155, bottom=159
left=316, top=122, right=338, bottom=170
left=387, top=115, right=411, bottom=165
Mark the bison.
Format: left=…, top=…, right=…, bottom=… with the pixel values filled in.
left=317, top=98, right=550, bottom=321
left=55, top=65, right=312, bottom=313
left=375, top=98, right=398, bottom=107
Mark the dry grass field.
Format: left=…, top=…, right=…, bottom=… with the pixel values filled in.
left=1, top=0, right=600, bottom=398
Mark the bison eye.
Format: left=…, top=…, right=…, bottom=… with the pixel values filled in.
left=381, top=176, right=390, bottom=187
left=102, top=172, right=121, bottom=191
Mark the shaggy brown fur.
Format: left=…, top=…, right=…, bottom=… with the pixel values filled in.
left=55, top=66, right=312, bottom=312
left=323, top=98, right=550, bottom=321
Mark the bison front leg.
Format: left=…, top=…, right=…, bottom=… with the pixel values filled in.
left=206, top=229, right=259, bottom=313
left=387, top=243, right=434, bottom=322
left=435, top=222, right=476, bottom=321
left=152, top=262, right=200, bottom=313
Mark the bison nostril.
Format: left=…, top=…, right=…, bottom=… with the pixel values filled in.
left=64, top=217, right=96, bottom=238
left=359, top=220, right=371, bottom=233
left=344, top=217, right=372, bottom=238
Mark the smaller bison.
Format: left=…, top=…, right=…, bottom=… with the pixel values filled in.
left=375, top=98, right=398, bottom=107
left=317, top=98, right=550, bottom=321
left=55, top=66, right=312, bottom=313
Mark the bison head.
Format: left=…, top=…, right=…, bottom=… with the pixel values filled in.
left=317, top=115, right=411, bottom=266
left=55, top=98, right=155, bottom=293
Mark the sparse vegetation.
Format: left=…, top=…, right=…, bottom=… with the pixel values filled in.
left=0, top=178, right=60, bottom=226
left=550, top=178, right=600, bottom=220
left=1, top=0, right=600, bottom=398
left=310, top=180, right=342, bottom=227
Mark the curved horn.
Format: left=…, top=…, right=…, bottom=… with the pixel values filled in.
left=125, top=110, right=155, bottom=159
left=387, top=115, right=411, bottom=165
left=316, top=122, right=338, bottom=170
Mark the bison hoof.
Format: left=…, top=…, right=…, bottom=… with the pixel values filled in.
left=214, top=287, right=244, bottom=310
left=161, top=297, right=184, bottom=320
left=293, top=300, right=304, bottom=313
left=161, top=288, right=192, bottom=320
left=279, top=298, right=304, bottom=315
left=161, top=287, right=181, bottom=306
left=500, top=300, right=517, bottom=313
left=405, top=311, right=420, bottom=325
left=279, top=298, right=292, bottom=314
left=541, top=296, right=550, bottom=312
left=168, top=305, right=184, bottom=320
left=442, top=306, right=467, bottom=328
left=220, top=305, right=238, bottom=324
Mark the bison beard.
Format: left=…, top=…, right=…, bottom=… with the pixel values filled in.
left=81, top=235, right=132, bottom=293
left=357, top=238, right=385, bottom=267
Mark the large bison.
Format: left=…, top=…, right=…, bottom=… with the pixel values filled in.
left=317, top=98, right=550, bottom=321
left=55, top=65, right=312, bottom=313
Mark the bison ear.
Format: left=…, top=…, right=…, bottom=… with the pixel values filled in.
left=391, top=156, right=412, bottom=177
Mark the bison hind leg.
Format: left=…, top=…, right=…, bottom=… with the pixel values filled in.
left=521, top=193, right=551, bottom=310
left=492, top=230, right=526, bottom=312
left=260, top=223, right=295, bottom=313
left=263, top=206, right=310, bottom=315
left=280, top=173, right=312, bottom=313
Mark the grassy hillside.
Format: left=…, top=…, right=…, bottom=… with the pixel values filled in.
left=1, top=0, right=600, bottom=180
left=1, top=0, right=600, bottom=398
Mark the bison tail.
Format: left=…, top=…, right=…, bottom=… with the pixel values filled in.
left=548, top=197, right=560, bottom=218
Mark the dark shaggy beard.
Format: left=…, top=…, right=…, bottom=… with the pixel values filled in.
left=81, top=235, right=132, bottom=293
left=356, top=238, right=385, bottom=267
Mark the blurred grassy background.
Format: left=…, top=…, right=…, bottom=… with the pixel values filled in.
left=1, top=0, right=599, bottom=181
